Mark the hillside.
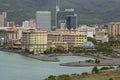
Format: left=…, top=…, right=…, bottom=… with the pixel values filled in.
left=0, top=0, right=120, bottom=25
left=44, top=69, right=120, bottom=80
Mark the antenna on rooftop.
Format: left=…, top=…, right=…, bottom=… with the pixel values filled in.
left=55, top=0, right=60, bottom=28
left=56, top=0, right=60, bottom=12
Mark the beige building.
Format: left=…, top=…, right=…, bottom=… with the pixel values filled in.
left=5, top=26, right=24, bottom=48
left=0, top=12, right=7, bottom=27
left=109, top=22, right=120, bottom=38
left=22, top=29, right=48, bottom=54
left=95, top=31, right=107, bottom=42
left=48, top=28, right=87, bottom=47
left=6, top=26, right=23, bottom=41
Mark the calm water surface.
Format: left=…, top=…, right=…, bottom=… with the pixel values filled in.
left=0, top=51, right=93, bottom=80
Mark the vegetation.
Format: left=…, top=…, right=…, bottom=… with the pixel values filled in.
left=100, top=66, right=115, bottom=70
left=81, top=72, right=89, bottom=76
left=109, top=38, right=120, bottom=48
left=44, top=75, right=56, bottom=80
left=95, top=42, right=113, bottom=53
left=87, top=37, right=115, bottom=55
left=109, top=78, right=113, bottom=80
left=56, top=45, right=65, bottom=53
left=44, top=74, right=71, bottom=80
left=92, top=66, right=99, bottom=74
left=44, top=69, right=120, bottom=80
left=95, top=59, right=100, bottom=64
left=85, top=59, right=94, bottom=63
left=57, top=74, right=71, bottom=80
left=0, top=0, right=120, bottom=25
left=117, top=65, right=120, bottom=69
left=24, top=49, right=34, bottom=54
left=87, top=37, right=97, bottom=45
left=68, top=45, right=74, bottom=52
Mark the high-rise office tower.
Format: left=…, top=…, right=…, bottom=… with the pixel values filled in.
left=36, top=11, right=51, bottom=31
left=66, top=14, right=77, bottom=30
left=0, top=12, right=7, bottom=27
left=56, top=9, right=77, bottom=29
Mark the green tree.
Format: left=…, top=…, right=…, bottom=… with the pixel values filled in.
left=68, top=45, right=75, bottom=52
left=56, top=45, right=64, bottom=53
left=87, top=37, right=97, bottom=45
left=95, top=59, right=100, bottom=64
left=95, top=43, right=112, bottom=53
left=92, top=66, right=99, bottom=74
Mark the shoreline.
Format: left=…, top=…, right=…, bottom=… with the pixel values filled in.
left=0, top=47, right=59, bottom=62
left=60, top=57, right=120, bottom=67
left=0, top=47, right=120, bottom=67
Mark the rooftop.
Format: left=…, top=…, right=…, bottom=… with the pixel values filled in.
left=23, top=29, right=47, bottom=33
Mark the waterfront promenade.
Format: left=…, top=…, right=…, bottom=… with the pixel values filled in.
left=0, top=47, right=120, bottom=67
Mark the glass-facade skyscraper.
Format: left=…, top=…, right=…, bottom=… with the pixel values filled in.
left=36, top=11, right=51, bottom=31
left=56, top=9, right=77, bottom=29
left=66, top=14, right=77, bottom=30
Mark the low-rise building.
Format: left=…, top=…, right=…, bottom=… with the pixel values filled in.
left=22, top=29, right=48, bottom=54
left=5, top=26, right=24, bottom=47
left=95, top=31, right=108, bottom=42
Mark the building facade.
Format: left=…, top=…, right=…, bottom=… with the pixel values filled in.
left=22, top=29, right=48, bottom=54
left=36, top=11, right=51, bottom=31
left=0, top=12, right=7, bottom=27
left=56, top=9, right=77, bottom=29
left=7, top=21, right=15, bottom=27
left=95, top=31, right=107, bottom=42
left=66, top=14, right=77, bottom=30
left=109, top=22, right=120, bottom=38
left=5, top=26, right=24, bottom=48
left=48, top=29, right=87, bottom=47
left=22, top=20, right=29, bottom=28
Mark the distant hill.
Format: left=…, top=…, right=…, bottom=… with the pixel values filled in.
left=0, top=0, right=120, bottom=25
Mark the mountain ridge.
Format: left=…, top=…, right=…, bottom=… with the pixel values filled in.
left=0, top=0, right=120, bottom=25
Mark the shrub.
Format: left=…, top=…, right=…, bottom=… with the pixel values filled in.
left=100, top=66, right=114, bottom=70
left=117, top=65, right=120, bottom=69
left=92, top=66, right=99, bottom=74
left=109, top=78, right=113, bottom=80
left=95, top=59, right=100, bottom=64
left=81, top=72, right=89, bottom=76
left=86, top=59, right=94, bottom=63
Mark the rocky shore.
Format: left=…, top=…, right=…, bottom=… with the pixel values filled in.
left=0, top=47, right=59, bottom=62
left=28, top=54, right=59, bottom=62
